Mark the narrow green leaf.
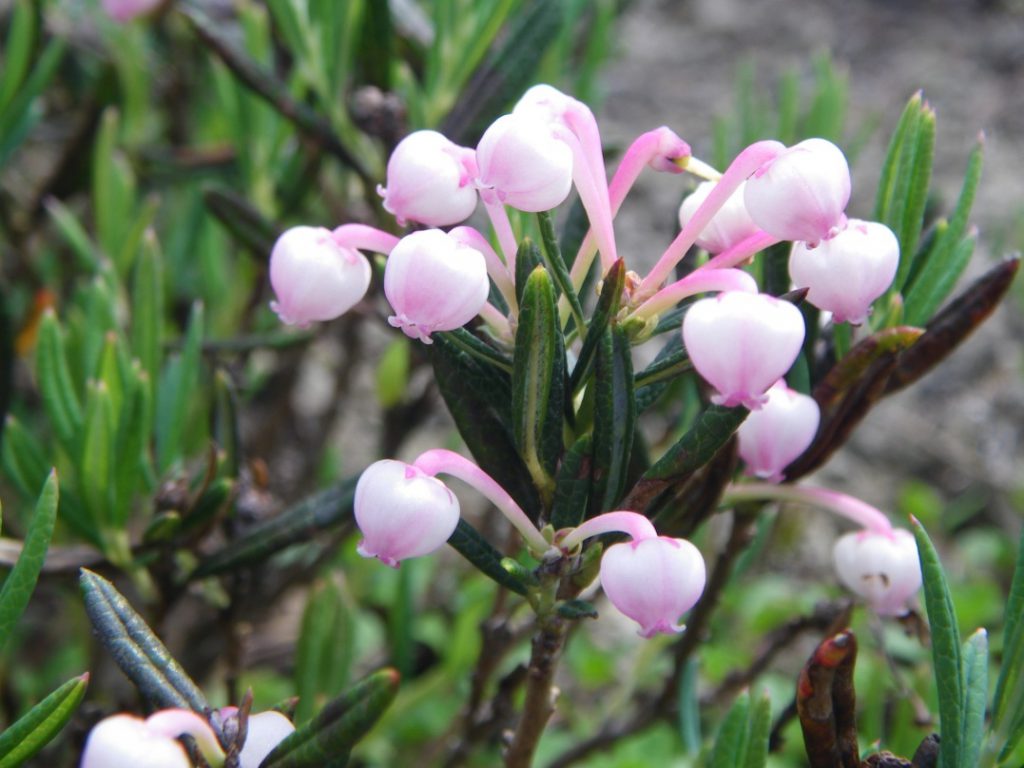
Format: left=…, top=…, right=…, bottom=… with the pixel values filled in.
left=192, top=478, right=356, bottom=579
left=0, top=471, right=58, bottom=651
left=903, top=139, right=984, bottom=325
left=0, top=0, right=37, bottom=114
left=912, top=517, right=963, bottom=768
left=994, top=526, right=1024, bottom=759
left=512, top=267, right=565, bottom=488
left=588, top=325, right=635, bottom=516
left=556, top=599, right=598, bottom=620
left=712, top=692, right=750, bottom=768
left=549, top=434, right=592, bottom=530
left=43, top=196, right=102, bottom=273
left=536, top=211, right=585, bottom=331
left=131, top=230, right=164, bottom=381
left=515, top=239, right=544, bottom=307
left=0, top=672, right=88, bottom=768
left=34, top=311, right=82, bottom=449
left=961, top=629, right=988, bottom=768
left=0, top=39, right=64, bottom=170
left=676, top=658, right=701, bottom=755
left=113, top=364, right=153, bottom=525
left=357, top=0, right=392, bottom=89
left=888, top=103, right=935, bottom=293
left=0, top=415, right=49, bottom=502
left=742, top=692, right=772, bottom=768
left=156, top=302, right=204, bottom=472
left=295, top=581, right=352, bottom=725
left=447, top=520, right=528, bottom=596
left=262, top=669, right=400, bottom=768
left=570, top=259, right=624, bottom=396
left=80, top=569, right=208, bottom=711
left=873, top=92, right=923, bottom=224
left=436, top=328, right=513, bottom=374
left=80, top=380, right=115, bottom=530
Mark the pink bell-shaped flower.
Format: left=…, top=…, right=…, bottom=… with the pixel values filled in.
left=682, top=291, right=805, bottom=409
left=678, top=180, right=760, bottom=254
left=270, top=226, right=372, bottom=327
left=737, top=380, right=820, bottom=481
left=789, top=219, right=900, bottom=325
left=599, top=536, right=706, bottom=638
left=744, top=138, right=851, bottom=245
left=384, top=229, right=490, bottom=343
left=378, top=130, right=479, bottom=227
left=82, top=710, right=222, bottom=768
left=475, top=114, right=574, bottom=212
left=236, top=711, right=295, bottom=768
left=833, top=528, right=922, bottom=616
left=354, top=459, right=461, bottom=567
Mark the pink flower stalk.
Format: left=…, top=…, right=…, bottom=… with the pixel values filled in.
left=448, top=225, right=517, bottom=313
left=102, top=0, right=164, bottom=22
left=354, top=460, right=462, bottom=567
left=637, top=140, right=785, bottom=300
left=82, top=710, right=224, bottom=768
left=384, top=229, right=490, bottom=343
left=700, top=230, right=782, bottom=271
left=378, top=130, right=479, bottom=226
left=269, top=226, right=375, bottom=327
left=789, top=219, right=899, bottom=324
left=833, top=528, right=922, bottom=616
left=412, top=449, right=551, bottom=553
left=628, top=267, right=758, bottom=325
left=570, top=127, right=691, bottom=291
left=723, top=483, right=895, bottom=534
left=682, top=291, right=805, bottom=409
left=744, top=138, right=851, bottom=245
left=678, top=180, right=760, bottom=254
left=737, top=380, right=820, bottom=482
left=475, top=114, right=574, bottom=212
left=557, top=510, right=658, bottom=551
left=600, top=536, right=707, bottom=638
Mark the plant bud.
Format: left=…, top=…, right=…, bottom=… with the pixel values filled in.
left=475, top=113, right=573, bottom=212
left=678, top=180, right=760, bottom=254
left=682, top=291, right=805, bottom=409
left=384, top=229, right=490, bottom=343
left=744, top=138, right=851, bottom=245
left=599, top=536, right=706, bottom=638
left=737, top=380, right=820, bottom=481
left=269, top=226, right=371, bottom=327
left=789, top=219, right=899, bottom=324
left=378, top=130, right=479, bottom=227
left=833, top=528, right=922, bottom=616
left=354, top=459, right=461, bottom=567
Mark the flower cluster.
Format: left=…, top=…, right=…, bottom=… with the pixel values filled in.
left=268, top=83, right=922, bottom=630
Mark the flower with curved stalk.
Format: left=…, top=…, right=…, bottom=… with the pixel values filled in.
left=833, top=528, right=922, bottom=616
left=678, top=179, right=760, bottom=255
left=737, top=380, right=820, bottom=482
left=81, top=710, right=224, bottom=768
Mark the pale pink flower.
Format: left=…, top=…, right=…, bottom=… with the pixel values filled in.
left=682, top=291, right=805, bottom=409
left=833, top=528, right=922, bottom=616
left=475, top=114, right=573, bottom=212
left=236, top=711, right=295, bottom=768
left=737, top=380, right=820, bottom=481
left=269, top=226, right=371, bottom=327
left=599, top=536, right=706, bottom=638
left=81, top=710, right=222, bottom=768
left=384, top=229, right=489, bottom=343
left=744, top=138, right=851, bottom=245
left=678, top=180, right=760, bottom=254
left=789, top=219, right=899, bottom=324
left=354, top=460, right=461, bottom=567
left=378, top=130, right=478, bottom=226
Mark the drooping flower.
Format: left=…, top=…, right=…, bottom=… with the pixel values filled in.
left=81, top=710, right=223, bottom=768
left=475, top=113, right=574, bottom=212
left=682, top=291, right=805, bottom=409
left=378, top=130, right=479, bottom=227
left=269, top=226, right=372, bottom=327
left=354, top=459, right=461, bottom=567
left=833, top=528, right=922, bottom=616
left=789, top=219, right=899, bottom=324
left=737, top=380, right=820, bottom=481
left=678, top=180, right=760, bottom=254
left=229, top=710, right=296, bottom=768
left=384, top=229, right=490, bottom=343
left=599, top=536, right=706, bottom=638
left=744, top=138, right=851, bottom=245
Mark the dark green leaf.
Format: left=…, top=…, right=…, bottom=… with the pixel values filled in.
left=0, top=39, right=64, bottom=169
left=80, top=569, right=208, bottom=711
left=0, top=471, right=58, bottom=651
left=888, top=102, right=935, bottom=292
left=994, top=527, right=1024, bottom=760
left=588, top=325, right=635, bottom=516
left=295, top=581, right=352, bottom=725
left=912, top=518, right=962, bottom=768
left=742, top=691, right=771, bottom=768
left=549, top=434, right=592, bottom=530
left=447, top=520, right=528, bottom=596
left=515, top=239, right=544, bottom=307
left=570, top=259, right=624, bottom=396
left=556, top=599, right=598, bottom=620
left=0, top=0, right=37, bottom=115
left=961, top=629, right=988, bottom=768
left=156, top=302, right=204, bottom=472
left=131, top=230, right=164, bottom=381
left=262, top=668, right=400, bottom=768
left=0, top=672, right=88, bottom=768
left=35, top=311, right=82, bottom=450
left=537, top=211, right=586, bottom=331
left=356, top=0, right=392, bottom=90
left=712, top=691, right=750, bottom=768
left=873, top=92, right=924, bottom=225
